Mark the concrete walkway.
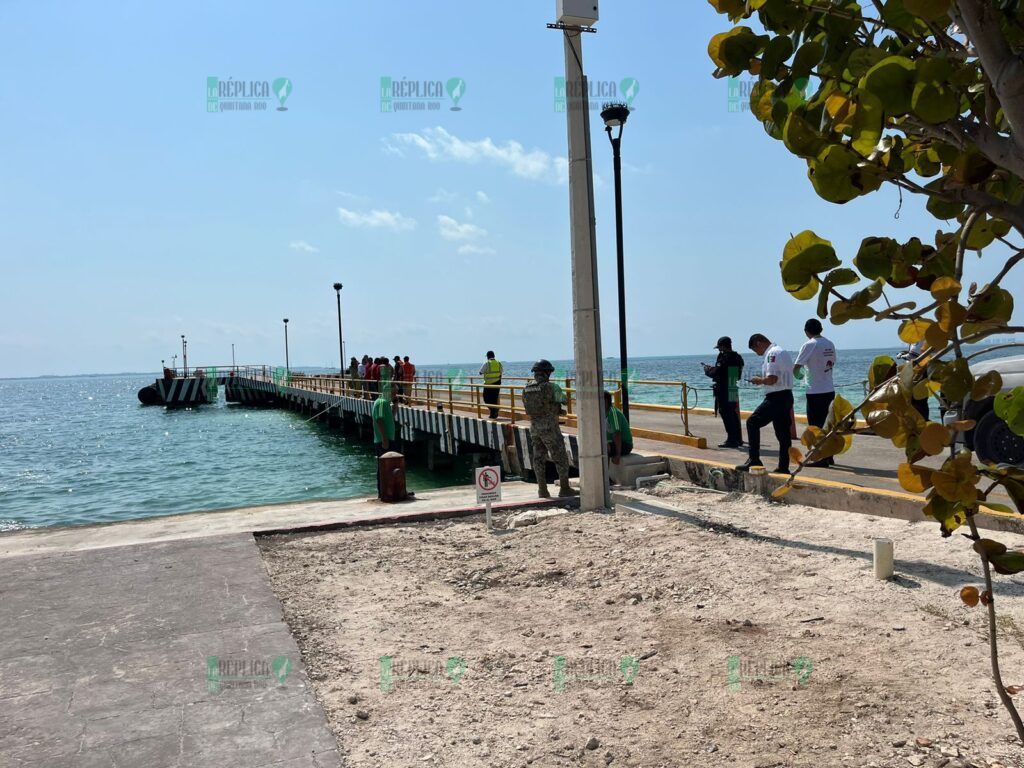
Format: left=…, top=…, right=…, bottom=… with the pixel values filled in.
left=0, top=482, right=565, bottom=767
left=0, top=534, right=340, bottom=767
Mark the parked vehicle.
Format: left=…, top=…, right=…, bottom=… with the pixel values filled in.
left=942, top=355, right=1024, bottom=467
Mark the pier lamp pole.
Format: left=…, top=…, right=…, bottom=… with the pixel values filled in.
left=283, top=319, right=290, bottom=374
left=181, top=335, right=188, bottom=377
left=231, top=343, right=236, bottom=371
left=549, top=6, right=610, bottom=512
left=601, top=101, right=631, bottom=420
left=333, top=282, right=345, bottom=375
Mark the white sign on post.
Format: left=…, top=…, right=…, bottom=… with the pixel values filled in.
left=475, top=466, right=502, bottom=531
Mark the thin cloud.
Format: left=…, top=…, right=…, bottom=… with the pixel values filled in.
left=288, top=240, right=320, bottom=253
left=476, top=190, right=491, bottom=203
left=458, top=244, right=496, bottom=256
left=338, top=207, right=417, bottom=231
left=387, top=127, right=568, bottom=184
left=335, top=190, right=369, bottom=202
left=438, top=215, right=486, bottom=241
left=427, top=188, right=458, bottom=204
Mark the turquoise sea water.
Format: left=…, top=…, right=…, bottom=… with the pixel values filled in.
left=3, top=346, right=1017, bottom=531
left=0, top=375, right=469, bottom=531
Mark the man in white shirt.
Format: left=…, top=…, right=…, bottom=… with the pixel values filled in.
left=737, top=333, right=795, bottom=474
left=794, top=319, right=837, bottom=467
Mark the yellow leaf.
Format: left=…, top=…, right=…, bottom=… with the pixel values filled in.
left=898, top=463, right=934, bottom=493
left=949, top=419, right=977, bottom=432
left=899, top=319, right=932, bottom=344
left=789, top=446, right=804, bottom=465
left=772, top=484, right=793, bottom=499
left=920, top=422, right=952, bottom=456
left=930, top=277, right=962, bottom=301
left=801, top=426, right=822, bottom=449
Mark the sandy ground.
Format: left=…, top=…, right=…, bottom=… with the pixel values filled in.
left=258, top=483, right=1024, bottom=768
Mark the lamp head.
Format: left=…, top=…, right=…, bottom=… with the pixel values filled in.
left=283, top=318, right=289, bottom=324
left=601, top=102, right=630, bottom=128
left=333, top=282, right=343, bottom=291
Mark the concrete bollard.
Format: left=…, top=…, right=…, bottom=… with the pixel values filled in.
left=873, top=538, right=894, bottom=580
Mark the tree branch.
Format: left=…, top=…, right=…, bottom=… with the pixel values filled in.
left=954, top=0, right=1024, bottom=157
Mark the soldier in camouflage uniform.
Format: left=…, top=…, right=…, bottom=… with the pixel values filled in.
left=522, top=359, right=578, bottom=499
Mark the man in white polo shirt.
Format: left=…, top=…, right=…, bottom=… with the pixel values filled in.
left=794, top=318, right=837, bottom=467
left=737, top=333, right=794, bottom=474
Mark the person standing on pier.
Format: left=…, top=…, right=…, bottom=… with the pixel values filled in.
left=379, top=357, right=394, bottom=399
left=702, top=336, right=745, bottom=449
left=372, top=386, right=396, bottom=495
left=522, top=359, right=577, bottom=498
left=402, top=356, right=416, bottom=403
left=347, top=357, right=360, bottom=396
left=479, top=351, right=503, bottom=419
left=736, top=334, right=794, bottom=475
left=393, top=356, right=405, bottom=402
left=793, top=319, right=837, bottom=467
left=358, top=356, right=369, bottom=397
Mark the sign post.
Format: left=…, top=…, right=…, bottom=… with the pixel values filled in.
left=475, top=466, right=502, bottom=531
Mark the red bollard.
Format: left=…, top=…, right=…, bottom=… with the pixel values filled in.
left=378, top=451, right=408, bottom=503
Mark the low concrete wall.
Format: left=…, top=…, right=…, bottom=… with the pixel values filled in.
left=661, top=454, right=1024, bottom=535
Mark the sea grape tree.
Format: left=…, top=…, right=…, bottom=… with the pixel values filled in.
left=707, top=0, right=1024, bottom=741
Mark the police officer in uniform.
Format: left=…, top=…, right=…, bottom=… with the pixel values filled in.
left=522, top=359, right=578, bottom=498
left=737, top=333, right=794, bottom=474
left=703, top=336, right=745, bottom=448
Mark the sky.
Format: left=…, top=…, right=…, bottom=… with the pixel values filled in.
left=2, top=0, right=1020, bottom=378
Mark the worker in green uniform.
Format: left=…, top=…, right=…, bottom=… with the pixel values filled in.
left=372, top=386, right=396, bottom=495
left=604, top=391, right=633, bottom=464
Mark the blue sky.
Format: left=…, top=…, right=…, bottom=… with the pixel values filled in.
left=2, top=1, right=1019, bottom=377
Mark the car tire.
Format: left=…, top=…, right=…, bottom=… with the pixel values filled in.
left=974, top=410, right=1024, bottom=467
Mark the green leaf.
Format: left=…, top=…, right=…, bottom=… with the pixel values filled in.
left=991, top=551, right=1024, bottom=575
left=851, top=92, right=884, bottom=156
left=781, top=230, right=840, bottom=292
left=972, top=370, right=1003, bottom=401
left=709, top=27, right=767, bottom=76
left=783, top=113, right=825, bottom=159
left=760, top=35, right=794, bottom=78
left=904, top=0, right=953, bottom=21
left=853, top=237, right=897, bottom=280
left=994, top=387, right=1024, bottom=437
left=912, top=80, right=960, bottom=124
left=869, top=355, right=896, bottom=389
left=808, top=145, right=862, bottom=204
left=862, top=56, right=916, bottom=116
left=791, top=39, right=824, bottom=79
left=940, top=358, right=973, bottom=403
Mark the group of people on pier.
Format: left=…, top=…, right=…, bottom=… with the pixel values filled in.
left=347, top=355, right=416, bottom=400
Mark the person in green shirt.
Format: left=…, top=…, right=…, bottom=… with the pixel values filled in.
left=372, top=388, right=396, bottom=495
left=604, top=391, right=633, bottom=464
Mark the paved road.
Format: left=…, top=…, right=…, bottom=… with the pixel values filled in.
left=0, top=534, right=341, bottom=767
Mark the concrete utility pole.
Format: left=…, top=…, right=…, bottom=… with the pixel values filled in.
left=560, top=23, right=610, bottom=511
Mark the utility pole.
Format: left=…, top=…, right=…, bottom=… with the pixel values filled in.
left=552, top=4, right=610, bottom=511
left=181, top=335, right=188, bottom=377
left=231, top=343, right=236, bottom=371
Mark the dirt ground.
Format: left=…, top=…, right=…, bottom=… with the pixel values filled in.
left=259, top=482, right=1024, bottom=768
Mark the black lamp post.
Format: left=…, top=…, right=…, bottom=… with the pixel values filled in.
left=181, top=334, right=188, bottom=377
left=601, top=101, right=631, bottom=419
left=333, top=282, right=345, bottom=375
left=283, top=319, right=290, bottom=374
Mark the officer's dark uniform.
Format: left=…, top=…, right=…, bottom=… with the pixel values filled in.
left=703, top=337, right=744, bottom=447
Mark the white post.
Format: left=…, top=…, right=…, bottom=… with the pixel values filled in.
left=562, top=28, right=610, bottom=512
left=485, top=501, right=492, bottom=532
left=873, top=538, right=894, bottom=580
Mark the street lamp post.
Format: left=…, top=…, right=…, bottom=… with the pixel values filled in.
left=231, top=343, right=236, bottom=371
left=333, top=282, right=345, bottom=375
left=181, top=335, right=188, bottom=377
left=601, top=102, right=631, bottom=420
left=283, top=319, right=290, bottom=374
